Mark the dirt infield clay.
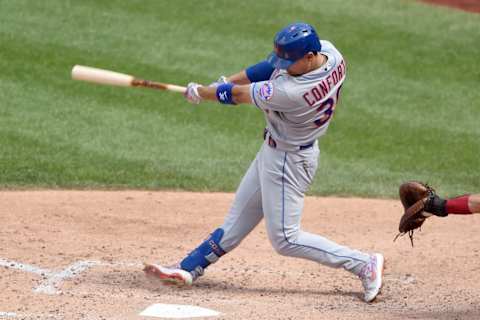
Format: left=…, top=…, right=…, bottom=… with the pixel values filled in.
left=1, top=191, right=480, bottom=319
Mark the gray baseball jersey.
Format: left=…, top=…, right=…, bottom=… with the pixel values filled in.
left=217, top=40, right=370, bottom=277
left=250, top=40, right=346, bottom=149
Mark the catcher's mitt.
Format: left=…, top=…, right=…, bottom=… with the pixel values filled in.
left=395, top=181, right=437, bottom=246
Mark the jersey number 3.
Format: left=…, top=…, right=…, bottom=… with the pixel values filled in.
left=314, top=84, right=343, bottom=128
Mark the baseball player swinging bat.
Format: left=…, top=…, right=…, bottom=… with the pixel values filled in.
left=71, top=65, right=186, bottom=93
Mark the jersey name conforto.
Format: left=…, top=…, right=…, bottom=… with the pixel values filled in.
left=302, top=59, right=346, bottom=107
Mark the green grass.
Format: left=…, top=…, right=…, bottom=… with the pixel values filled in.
left=0, top=0, right=478, bottom=197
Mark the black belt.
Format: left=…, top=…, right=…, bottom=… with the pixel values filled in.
left=263, top=129, right=314, bottom=150
left=299, top=142, right=315, bottom=150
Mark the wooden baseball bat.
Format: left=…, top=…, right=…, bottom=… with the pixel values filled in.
left=71, top=65, right=186, bottom=93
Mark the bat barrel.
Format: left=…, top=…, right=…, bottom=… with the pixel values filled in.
left=71, top=65, right=134, bottom=87
left=71, top=65, right=187, bottom=93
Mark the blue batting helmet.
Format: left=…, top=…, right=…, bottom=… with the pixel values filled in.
left=267, top=22, right=322, bottom=70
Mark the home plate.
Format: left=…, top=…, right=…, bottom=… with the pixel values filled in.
left=139, top=304, right=220, bottom=318
left=0, top=312, right=17, bottom=318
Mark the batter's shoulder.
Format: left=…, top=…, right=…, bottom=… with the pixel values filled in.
left=320, top=40, right=343, bottom=61
left=273, top=75, right=302, bottom=102
left=319, top=40, right=335, bottom=50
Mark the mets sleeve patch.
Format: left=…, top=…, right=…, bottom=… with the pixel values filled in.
left=259, top=82, right=274, bottom=101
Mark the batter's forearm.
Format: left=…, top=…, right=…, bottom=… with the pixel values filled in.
left=226, top=71, right=251, bottom=85
left=197, top=86, right=218, bottom=101
left=197, top=84, right=252, bottom=105
left=232, top=85, right=252, bottom=104
left=226, top=60, right=276, bottom=85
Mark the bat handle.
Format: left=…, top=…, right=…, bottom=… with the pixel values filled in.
left=132, top=79, right=186, bottom=94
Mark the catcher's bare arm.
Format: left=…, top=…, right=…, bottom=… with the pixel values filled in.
left=469, top=195, right=480, bottom=212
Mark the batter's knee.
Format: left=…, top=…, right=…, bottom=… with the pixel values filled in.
left=268, top=231, right=299, bottom=257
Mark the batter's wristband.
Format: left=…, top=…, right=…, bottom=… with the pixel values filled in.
left=216, top=83, right=236, bottom=105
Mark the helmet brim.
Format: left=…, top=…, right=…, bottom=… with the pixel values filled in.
left=266, top=52, right=295, bottom=70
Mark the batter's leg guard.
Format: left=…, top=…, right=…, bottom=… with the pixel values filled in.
left=180, top=228, right=226, bottom=280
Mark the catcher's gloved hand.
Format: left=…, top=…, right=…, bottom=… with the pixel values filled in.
left=395, top=181, right=447, bottom=246
left=185, top=82, right=202, bottom=104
